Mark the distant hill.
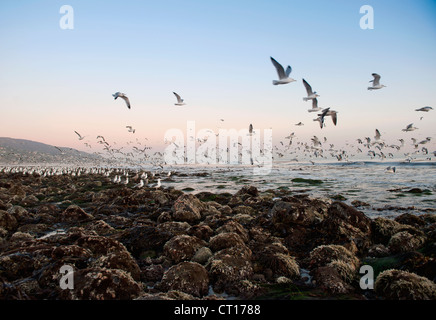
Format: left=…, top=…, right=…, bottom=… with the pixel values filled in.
left=0, top=137, right=105, bottom=165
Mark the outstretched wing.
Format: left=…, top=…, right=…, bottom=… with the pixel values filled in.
left=371, top=73, right=381, bottom=86
left=270, top=57, right=286, bottom=80
left=120, top=95, right=130, bottom=109
left=302, top=79, right=314, bottom=95
left=173, top=92, right=183, bottom=103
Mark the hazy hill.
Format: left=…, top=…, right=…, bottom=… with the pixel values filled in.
left=0, top=137, right=104, bottom=165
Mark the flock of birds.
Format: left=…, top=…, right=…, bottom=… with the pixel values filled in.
left=1, top=56, right=426, bottom=172
left=0, top=165, right=167, bottom=190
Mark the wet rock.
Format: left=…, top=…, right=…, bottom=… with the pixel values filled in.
left=158, top=261, right=209, bottom=297
left=157, top=221, right=191, bottom=236
left=271, top=198, right=328, bottom=229
left=0, top=210, right=18, bottom=231
left=187, top=224, right=214, bottom=241
left=375, top=269, right=436, bottom=300
left=172, top=194, right=205, bottom=222
left=7, top=206, right=31, bottom=222
left=394, top=213, right=426, bottom=229
left=0, top=253, right=34, bottom=281
left=209, top=232, right=246, bottom=252
left=308, top=245, right=360, bottom=271
left=216, top=220, right=249, bottom=242
left=163, top=235, right=206, bottom=263
left=321, top=201, right=372, bottom=253
left=312, top=266, right=354, bottom=295
left=388, top=231, right=426, bottom=254
left=351, top=200, right=370, bottom=208
left=60, top=205, right=93, bottom=222
left=61, top=268, right=143, bottom=300
left=141, top=264, right=165, bottom=283
left=367, top=244, right=390, bottom=257
left=119, top=225, right=173, bottom=258
left=371, top=217, right=403, bottom=245
left=192, top=247, right=213, bottom=265
left=207, top=246, right=253, bottom=295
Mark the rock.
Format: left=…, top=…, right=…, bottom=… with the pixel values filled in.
left=0, top=210, right=18, bottom=231
left=367, top=244, right=390, bottom=257
left=192, top=247, right=213, bottom=265
left=141, top=264, right=165, bottom=283
left=207, top=246, right=253, bottom=295
left=371, top=218, right=403, bottom=245
left=388, top=231, right=426, bottom=254
left=321, top=201, right=372, bottom=253
left=187, top=224, right=214, bottom=241
left=158, top=262, right=209, bottom=297
left=209, top=232, right=246, bottom=252
left=61, top=268, right=143, bottom=300
left=163, top=235, right=206, bottom=263
left=312, top=266, right=354, bottom=295
left=60, top=205, right=93, bottom=222
left=172, top=194, right=204, bottom=222
left=309, top=245, right=360, bottom=271
left=7, top=206, right=31, bottom=222
left=271, top=198, right=328, bottom=229
left=0, top=253, right=34, bottom=281
left=394, top=213, right=426, bottom=229
left=351, top=200, right=370, bottom=208
left=216, top=220, right=249, bottom=242
left=119, top=226, right=173, bottom=258
left=375, top=269, right=436, bottom=300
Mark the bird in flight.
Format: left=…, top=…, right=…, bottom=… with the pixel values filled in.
left=302, top=79, right=320, bottom=101
left=308, top=98, right=322, bottom=113
left=113, top=92, right=131, bottom=109
left=402, top=123, right=418, bottom=132
left=173, top=92, right=186, bottom=106
left=270, top=57, right=296, bottom=85
left=415, top=106, right=433, bottom=112
left=74, top=131, right=86, bottom=140
left=374, top=129, right=381, bottom=140
left=368, top=73, right=386, bottom=90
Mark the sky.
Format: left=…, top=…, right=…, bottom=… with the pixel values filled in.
left=0, top=0, right=436, bottom=155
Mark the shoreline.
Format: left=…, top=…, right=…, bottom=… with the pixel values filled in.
left=0, top=170, right=435, bottom=300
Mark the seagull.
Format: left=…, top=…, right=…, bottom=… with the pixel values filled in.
left=126, top=126, right=136, bottom=133
left=313, top=117, right=324, bottom=129
left=368, top=73, right=386, bottom=90
left=386, top=166, right=396, bottom=173
left=308, top=98, right=322, bottom=113
left=149, top=178, right=161, bottom=189
left=249, top=124, right=254, bottom=134
left=295, top=122, right=304, bottom=126
left=402, top=123, right=418, bottom=132
left=270, top=57, right=296, bottom=85
left=113, top=92, right=131, bottom=109
left=374, top=129, right=381, bottom=141
left=302, top=79, right=320, bottom=101
left=74, top=131, right=86, bottom=140
left=133, top=179, right=144, bottom=188
left=415, top=106, right=433, bottom=112
left=173, top=92, right=186, bottom=106
left=318, top=108, right=338, bottom=127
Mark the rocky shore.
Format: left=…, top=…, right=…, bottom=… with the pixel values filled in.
left=0, top=170, right=435, bottom=300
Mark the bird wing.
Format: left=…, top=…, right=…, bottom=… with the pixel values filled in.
left=270, top=57, right=286, bottom=80
left=372, top=73, right=381, bottom=86
left=312, top=98, right=318, bottom=109
left=285, top=65, right=292, bottom=77
left=375, top=129, right=381, bottom=139
left=74, top=131, right=82, bottom=138
left=331, top=112, right=337, bottom=126
left=302, top=79, right=314, bottom=95
left=120, top=96, right=130, bottom=109
left=173, top=92, right=183, bottom=103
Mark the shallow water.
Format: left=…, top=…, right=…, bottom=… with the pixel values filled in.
left=156, top=160, right=436, bottom=218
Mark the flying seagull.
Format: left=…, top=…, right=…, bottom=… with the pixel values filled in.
left=368, top=73, right=386, bottom=90
left=295, top=122, right=304, bottom=126
left=317, top=108, right=338, bottom=127
left=402, top=123, right=418, bottom=132
left=113, top=92, right=131, bottom=109
left=415, top=106, right=433, bottom=112
left=270, top=57, right=295, bottom=85
left=173, top=92, right=186, bottom=106
left=74, top=131, right=86, bottom=140
left=302, top=79, right=320, bottom=101
left=308, top=98, right=322, bottom=113
left=374, top=129, right=381, bottom=140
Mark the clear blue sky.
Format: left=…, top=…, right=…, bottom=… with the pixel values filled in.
left=1, top=0, right=435, bottom=152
